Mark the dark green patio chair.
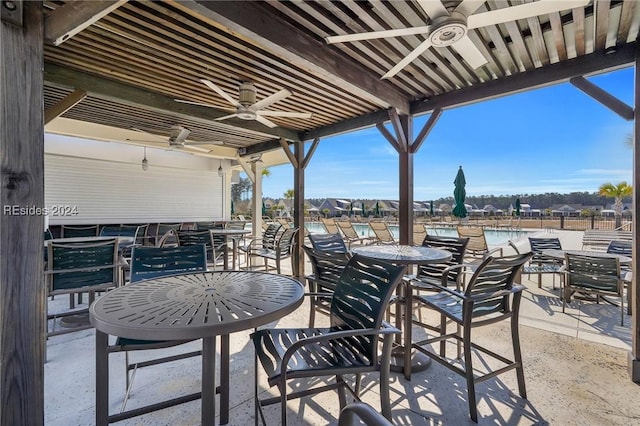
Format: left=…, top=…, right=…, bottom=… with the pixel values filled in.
left=308, top=232, right=348, bottom=253
left=45, top=238, right=120, bottom=337
left=108, top=244, right=207, bottom=412
left=413, top=253, right=532, bottom=423
left=563, top=252, right=625, bottom=325
left=252, top=254, right=406, bottom=425
left=60, top=224, right=99, bottom=238
left=247, top=227, right=299, bottom=275
left=239, top=223, right=282, bottom=268
left=302, top=245, right=351, bottom=326
left=175, top=229, right=226, bottom=268
left=155, top=222, right=181, bottom=247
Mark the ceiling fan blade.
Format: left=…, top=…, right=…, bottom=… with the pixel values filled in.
left=382, top=38, right=433, bottom=79
left=468, top=0, right=590, bottom=29
left=214, top=113, right=239, bottom=121
left=453, top=0, right=486, bottom=17
left=125, top=139, right=167, bottom=144
left=257, top=111, right=313, bottom=118
left=254, top=115, right=278, bottom=128
left=251, top=89, right=291, bottom=111
left=200, top=79, right=242, bottom=108
left=326, top=26, right=431, bottom=43
left=174, top=99, right=220, bottom=108
left=451, top=35, right=487, bottom=69
left=416, top=0, right=449, bottom=19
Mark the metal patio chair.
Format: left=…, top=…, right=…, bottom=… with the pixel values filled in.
left=413, top=253, right=532, bottom=423
left=369, top=221, right=397, bottom=244
left=308, top=232, right=348, bottom=253
left=335, top=220, right=375, bottom=249
left=108, top=244, right=207, bottom=412
left=251, top=254, right=406, bottom=425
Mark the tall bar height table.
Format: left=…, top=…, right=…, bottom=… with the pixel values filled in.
left=351, top=245, right=452, bottom=380
left=209, top=228, right=251, bottom=269
left=90, top=270, right=304, bottom=425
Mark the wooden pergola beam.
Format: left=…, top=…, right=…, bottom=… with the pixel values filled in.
left=44, top=63, right=301, bottom=142
left=44, top=89, right=87, bottom=125
left=44, top=0, right=127, bottom=46
left=302, top=44, right=636, bottom=141
left=570, top=76, right=634, bottom=120
left=184, top=0, right=410, bottom=114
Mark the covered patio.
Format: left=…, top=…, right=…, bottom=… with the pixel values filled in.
left=3, top=1, right=640, bottom=424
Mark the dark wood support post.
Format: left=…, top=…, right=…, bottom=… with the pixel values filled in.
left=397, top=115, right=413, bottom=245
left=293, top=141, right=305, bottom=279
left=629, top=42, right=640, bottom=382
left=1, top=1, right=46, bottom=424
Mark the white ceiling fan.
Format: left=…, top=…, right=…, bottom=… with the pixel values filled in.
left=126, top=124, right=223, bottom=152
left=177, top=80, right=313, bottom=128
left=325, top=0, right=590, bottom=78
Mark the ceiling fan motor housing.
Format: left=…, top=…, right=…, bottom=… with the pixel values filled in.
left=237, top=82, right=258, bottom=120
left=428, top=12, right=467, bottom=47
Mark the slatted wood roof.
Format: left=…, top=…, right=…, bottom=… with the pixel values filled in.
left=42, top=0, right=638, bottom=159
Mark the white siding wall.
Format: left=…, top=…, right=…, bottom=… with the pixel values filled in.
left=44, top=135, right=225, bottom=225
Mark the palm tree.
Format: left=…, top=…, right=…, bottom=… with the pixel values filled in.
left=598, top=181, right=632, bottom=229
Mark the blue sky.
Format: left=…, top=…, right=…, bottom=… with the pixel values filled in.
left=259, top=67, right=634, bottom=201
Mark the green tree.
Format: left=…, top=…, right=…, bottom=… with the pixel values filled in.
left=598, top=181, right=632, bottom=228
left=284, top=189, right=294, bottom=200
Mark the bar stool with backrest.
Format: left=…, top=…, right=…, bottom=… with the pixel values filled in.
left=412, top=252, right=532, bottom=422
left=106, top=244, right=207, bottom=415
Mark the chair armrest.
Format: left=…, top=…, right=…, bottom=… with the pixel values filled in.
left=281, top=324, right=400, bottom=370
left=484, top=246, right=503, bottom=258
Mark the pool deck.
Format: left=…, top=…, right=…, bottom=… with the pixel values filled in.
left=45, top=229, right=640, bottom=425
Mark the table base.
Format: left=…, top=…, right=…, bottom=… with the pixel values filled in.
left=390, top=347, right=432, bottom=376
left=60, top=312, right=91, bottom=328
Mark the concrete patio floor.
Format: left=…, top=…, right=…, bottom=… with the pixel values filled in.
left=45, top=230, right=640, bottom=425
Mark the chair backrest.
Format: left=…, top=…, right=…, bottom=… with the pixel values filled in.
left=369, top=222, right=396, bottom=244
left=528, top=237, right=562, bottom=262
left=44, top=228, right=54, bottom=241
left=129, top=245, right=207, bottom=282
left=464, top=253, right=532, bottom=319
left=606, top=240, right=632, bottom=256
left=275, top=227, right=298, bottom=258
left=303, top=245, right=351, bottom=291
left=335, top=220, right=360, bottom=240
left=412, top=224, right=428, bottom=246
left=47, top=238, right=119, bottom=292
left=320, top=217, right=340, bottom=234
left=564, top=253, right=621, bottom=293
left=418, top=235, right=470, bottom=287
left=263, top=223, right=282, bottom=250
left=456, top=226, right=487, bottom=256
left=175, top=229, right=213, bottom=248
left=225, top=220, right=246, bottom=230
left=61, top=224, right=99, bottom=238
left=100, top=225, right=124, bottom=237
left=132, top=224, right=149, bottom=246
left=308, top=233, right=348, bottom=252
left=156, top=223, right=182, bottom=246
left=330, top=254, right=406, bottom=356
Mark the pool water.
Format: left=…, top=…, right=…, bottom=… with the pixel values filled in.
left=303, top=222, right=532, bottom=246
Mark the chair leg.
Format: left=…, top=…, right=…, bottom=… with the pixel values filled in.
left=439, top=314, right=446, bottom=357
left=380, top=334, right=394, bottom=421
left=336, top=375, right=347, bottom=411
left=511, top=309, right=527, bottom=398
left=462, top=324, right=478, bottom=423
left=279, top=381, right=288, bottom=426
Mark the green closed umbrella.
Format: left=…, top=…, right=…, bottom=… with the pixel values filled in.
left=430, top=200, right=434, bottom=216
left=452, top=166, right=468, bottom=219
left=515, top=198, right=521, bottom=217
left=231, top=200, right=235, bottom=215
left=374, top=201, right=380, bottom=217
left=262, top=200, right=267, bottom=216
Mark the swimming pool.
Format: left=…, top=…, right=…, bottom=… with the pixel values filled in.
left=303, top=222, right=533, bottom=246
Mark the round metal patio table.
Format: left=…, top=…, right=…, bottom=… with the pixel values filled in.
left=351, top=245, right=452, bottom=380
left=90, top=270, right=305, bottom=426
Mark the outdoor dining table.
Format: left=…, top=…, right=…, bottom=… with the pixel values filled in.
left=209, top=228, right=251, bottom=269
left=90, top=270, right=305, bottom=425
left=351, top=244, right=452, bottom=380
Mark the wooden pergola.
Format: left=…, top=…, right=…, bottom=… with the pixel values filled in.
left=2, top=1, right=639, bottom=423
